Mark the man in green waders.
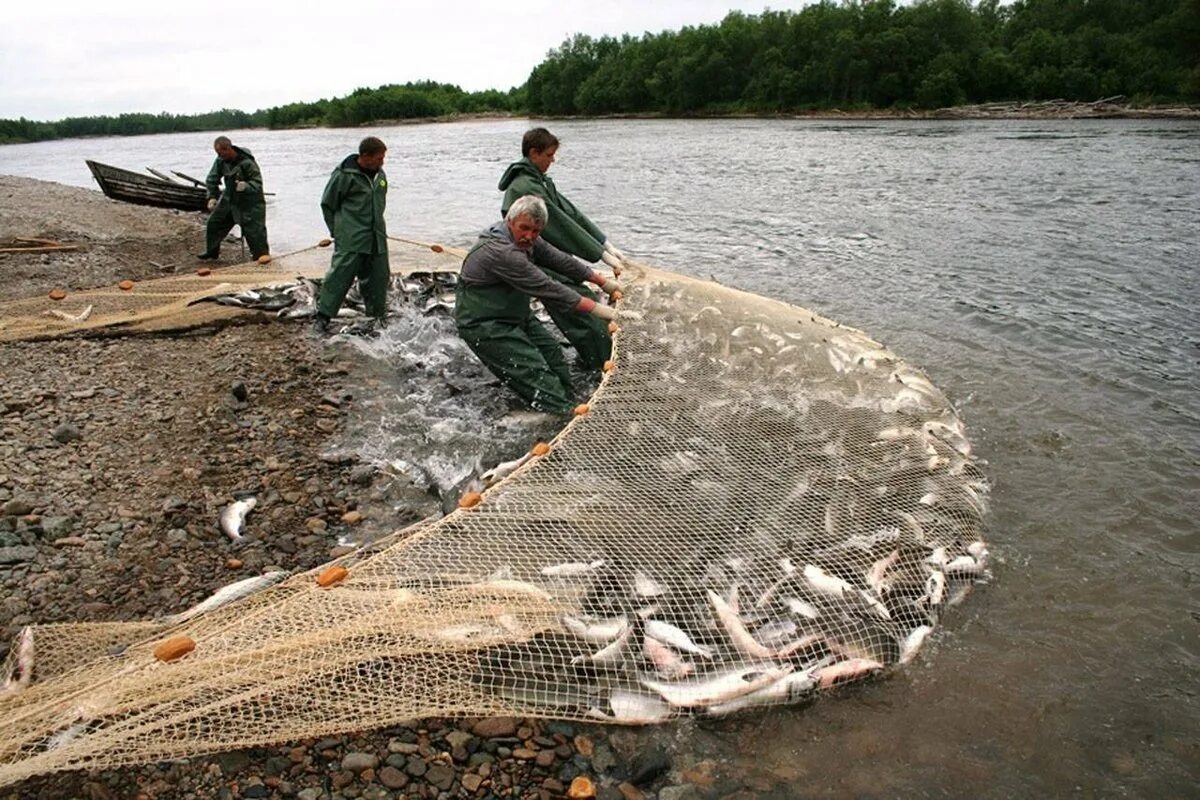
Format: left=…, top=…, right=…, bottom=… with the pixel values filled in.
left=498, top=128, right=631, bottom=371
left=456, top=195, right=622, bottom=415
left=198, top=136, right=269, bottom=260
left=313, top=136, right=390, bottom=335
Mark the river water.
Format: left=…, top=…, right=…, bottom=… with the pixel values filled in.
left=2, top=119, right=1198, bottom=797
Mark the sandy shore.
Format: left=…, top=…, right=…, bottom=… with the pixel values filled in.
left=0, top=178, right=713, bottom=800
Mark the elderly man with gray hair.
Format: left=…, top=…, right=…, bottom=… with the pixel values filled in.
left=455, top=195, right=622, bottom=415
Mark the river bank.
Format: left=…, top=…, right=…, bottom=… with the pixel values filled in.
left=0, top=177, right=715, bottom=800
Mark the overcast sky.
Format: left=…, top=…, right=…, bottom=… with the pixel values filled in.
left=1, top=1, right=819, bottom=121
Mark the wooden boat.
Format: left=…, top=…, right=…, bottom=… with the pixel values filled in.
left=85, top=159, right=208, bottom=212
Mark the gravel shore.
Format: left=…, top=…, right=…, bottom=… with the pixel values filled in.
left=0, top=177, right=731, bottom=800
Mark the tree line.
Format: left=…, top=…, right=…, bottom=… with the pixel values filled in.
left=2, top=0, right=1196, bottom=144
left=527, top=0, right=1199, bottom=114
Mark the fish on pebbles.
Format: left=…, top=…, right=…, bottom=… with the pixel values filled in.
left=1, top=626, right=34, bottom=695
left=219, top=497, right=257, bottom=541
left=164, top=571, right=290, bottom=624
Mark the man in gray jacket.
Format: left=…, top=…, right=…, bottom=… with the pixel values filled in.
left=455, top=196, right=621, bottom=414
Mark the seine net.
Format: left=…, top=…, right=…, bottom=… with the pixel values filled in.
left=0, top=253, right=989, bottom=787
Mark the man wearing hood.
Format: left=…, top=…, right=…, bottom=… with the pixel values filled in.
left=198, top=136, right=269, bottom=261
left=497, top=128, right=629, bottom=371
left=313, top=136, right=390, bottom=334
left=456, top=195, right=622, bottom=415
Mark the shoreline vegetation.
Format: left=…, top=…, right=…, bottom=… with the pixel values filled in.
left=3, top=0, right=1198, bottom=144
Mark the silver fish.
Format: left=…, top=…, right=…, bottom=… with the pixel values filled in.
left=562, top=613, right=628, bottom=643
left=645, top=619, right=715, bottom=659
left=803, top=564, right=853, bottom=599
left=814, top=658, right=884, bottom=689
left=481, top=453, right=532, bottom=486
left=540, top=559, right=605, bottom=578
left=587, top=689, right=673, bottom=724
left=705, top=669, right=818, bottom=716
left=632, top=571, right=666, bottom=598
left=219, top=497, right=256, bottom=541
left=708, top=589, right=774, bottom=659
left=643, top=635, right=695, bottom=679
left=44, top=304, right=94, bottom=323
left=899, top=625, right=934, bottom=665
left=1, top=626, right=34, bottom=695
left=572, top=621, right=634, bottom=665
left=641, top=664, right=793, bottom=708
left=165, top=571, right=289, bottom=624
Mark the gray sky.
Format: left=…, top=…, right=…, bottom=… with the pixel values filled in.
left=0, top=1, right=815, bottom=121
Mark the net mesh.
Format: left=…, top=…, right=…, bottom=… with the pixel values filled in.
left=0, top=247, right=989, bottom=787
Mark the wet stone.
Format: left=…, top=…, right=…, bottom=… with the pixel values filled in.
left=341, top=752, right=378, bottom=773
left=52, top=422, right=82, bottom=443
left=426, top=763, right=456, bottom=790
left=378, top=765, right=409, bottom=789
left=0, top=546, right=37, bottom=564
left=1, top=499, right=34, bottom=516
left=472, top=717, right=518, bottom=738
left=405, top=755, right=428, bottom=777
left=628, top=746, right=671, bottom=786
left=214, top=751, right=251, bottom=775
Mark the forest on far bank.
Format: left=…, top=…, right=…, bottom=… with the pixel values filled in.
left=2, top=0, right=1196, bottom=144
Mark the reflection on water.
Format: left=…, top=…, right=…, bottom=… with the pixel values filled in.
left=2, top=118, right=1198, bottom=795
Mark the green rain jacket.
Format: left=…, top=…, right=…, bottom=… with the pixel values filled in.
left=498, top=158, right=606, bottom=263
left=205, top=146, right=265, bottom=224
left=321, top=154, right=388, bottom=254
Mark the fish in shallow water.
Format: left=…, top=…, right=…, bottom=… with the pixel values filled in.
left=219, top=497, right=257, bottom=541
left=641, top=663, right=794, bottom=708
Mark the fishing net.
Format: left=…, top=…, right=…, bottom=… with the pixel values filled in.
left=0, top=239, right=462, bottom=341
left=0, top=249, right=989, bottom=787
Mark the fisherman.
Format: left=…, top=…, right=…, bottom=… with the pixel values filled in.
left=498, top=128, right=630, bottom=370
left=456, top=195, right=622, bottom=415
left=197, top=136, right=269, bottom=261
left=313, top=136, right=390, bottom=335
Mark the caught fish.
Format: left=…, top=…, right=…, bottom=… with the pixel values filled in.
left=164, top=571, right=289, bottom=624
left=540, top=559, right=605, bottom=578
left=219, top=497, right=256, bottom=541
left=898, top=625, right=934, bottom=665
left=572, top=621, right=634, bottom=665
left=469, top=579, right=552, bottom=602
left=705, top=668, right=818, bottom=716
left=43, top=304, right=94, bottom=323
left=481, top=453, right=532, bottom=486
left=633, top=571, right=666, bottom=598
left=587, top=689, right=673, bottom=724
left=785, top=597, right=822, bottom=619
left=802, top=564, right=853, bottom=599
left=708, top=589, right=774, bottom=658
left=814, top=658, right=884, bottom=689
left=562, top=613, right=628, bottom=643
left=643, top=635, right=695, bottom=679
left=641, top=664, right=793, bottom=708
left=1, top=626, right=34, bottom=695
left=645, top=619, right=715, bottom=659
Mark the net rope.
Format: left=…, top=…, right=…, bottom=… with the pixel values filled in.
left=0, top=244, right=989, bottom=786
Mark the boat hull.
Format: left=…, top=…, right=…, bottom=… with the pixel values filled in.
left=86, top=160, right=207, bottom=212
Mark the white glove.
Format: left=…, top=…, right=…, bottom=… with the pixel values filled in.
left=604, top=241, right=627, bottom=261
left=601, top=278, right=623, bottom=295
left=590, top=303, right=617, bottom=321
left=235, top=181, right=248, bottom=192
left=206, top=198, right=217, bottom=211
left=600, top=251, right=622, bottom=270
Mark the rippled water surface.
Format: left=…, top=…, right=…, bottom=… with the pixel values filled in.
left=2, top=119, right=1198, bottom=796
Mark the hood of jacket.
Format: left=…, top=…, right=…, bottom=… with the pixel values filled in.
left=497, top=158, right=544, bottom=191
